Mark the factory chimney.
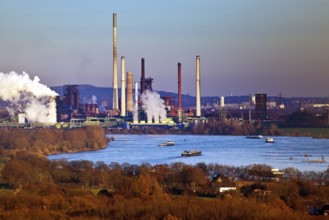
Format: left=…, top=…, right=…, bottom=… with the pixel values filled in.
left=112, top=13, right=118, bottom=110
left=120, top=56, right=126, bottom=117
left=177, top=63, right=183, bottom=123
left=196, top=55, right=201, bottom=117
left=133, top=81, right=139, bottom=123
left=140, top=58, right=146, bottom=94
left=126, top=72, right=133, bottom=112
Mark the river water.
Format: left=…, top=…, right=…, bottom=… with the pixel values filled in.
left=48, top=135, right=329, bottom=172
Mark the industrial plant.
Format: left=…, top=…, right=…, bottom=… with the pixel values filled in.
left=0, top=13, right=328, bottom=130
left=0, top=13, right=206, bottom=129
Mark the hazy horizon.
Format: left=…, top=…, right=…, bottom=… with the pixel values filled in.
left=51, top=84, right=329, bottom=99
left=1, top=0, right=328, bottom=97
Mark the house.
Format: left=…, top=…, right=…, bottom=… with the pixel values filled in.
left=212, top=175, right=237, bottom=193
left=218, top=182, right=237, bottom=193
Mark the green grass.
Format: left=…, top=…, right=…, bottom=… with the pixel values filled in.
left=282, top=127, right=329, bottom=137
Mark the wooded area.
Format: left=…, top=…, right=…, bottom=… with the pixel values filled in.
left=0, top=126, right=109, bottom=156
left=0, top=127, right=328, bottom=219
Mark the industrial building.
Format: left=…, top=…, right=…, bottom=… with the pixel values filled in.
left=255, top=94, right=267, bottom=120
left=63, top=85, right=80, bottom=111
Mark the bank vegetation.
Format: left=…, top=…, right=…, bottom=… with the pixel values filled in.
left=0, top=127, right=328, bottom=219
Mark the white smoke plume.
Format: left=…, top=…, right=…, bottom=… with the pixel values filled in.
left=0, top=71, right=58, bottom=123
left=85, top=95, right=97, bottom=104
left=91, top=95, right=97, bottom=104
left=140, top=90, right=167, bottom=122
left=133, top=104, right=138, bottom=122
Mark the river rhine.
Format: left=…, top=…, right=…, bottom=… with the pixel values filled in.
left=48, top=135, right=329, bottom=172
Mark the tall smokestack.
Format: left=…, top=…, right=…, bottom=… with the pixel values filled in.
left=134, top=81, right=139, bottom=122
left=112, top=13, right=118, bottom=110
left=120, top=56, right=126, bottom=117
left=126, top=72, right=133, bottom=112
left=196, top=55, right=201, bottom=117
left=178, top=62, right=183, bottom=123
left=141, top=58, right=145, bottom=94
left=220, top=96, right=225, bottom=107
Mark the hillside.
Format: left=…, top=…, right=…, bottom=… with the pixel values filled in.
left=51, top=85, right=248, bottom=108
left=51, top=85, right=328, bottom=109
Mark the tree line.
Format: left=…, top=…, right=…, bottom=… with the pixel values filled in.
left=0, top=126, right=109, bottom=157
left=1, top=152, right=329, bottom=219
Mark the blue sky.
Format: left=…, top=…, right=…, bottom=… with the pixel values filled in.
left=0, top=0, right=328, bottom=97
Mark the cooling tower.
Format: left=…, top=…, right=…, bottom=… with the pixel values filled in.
left=126, top=72, right=133, bottom=112
left=120, top=56, right=126, bottom=117
left=112, top=13, right=118, bottom=110
left=196, top=56, right=201, bottom=117
left=178, top=63, right=182, bottom=123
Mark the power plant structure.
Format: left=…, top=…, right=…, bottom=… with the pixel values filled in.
left=63, top=85, right=80, bottom=111
left=255, top=94, right=267, bottom=120
left=112, top=13, right=119, bottom=110
left=126, top=72, right=133, bottom=112
left=140, top=58, right=146, bottom=94
left=177, top=62, right=183, bottom=123
left=0, top=13, right=206, bottom=129
left=133, top=81, right=139, bottom=123
left=196, top=55, right=201, bottom=117
left=120, top=56, right=126, bottom=117
left=1, top=12, right=321, bottom=130
left=140, top=58, right=153, bottom=93
left=106, top=12, right=202, bottom=128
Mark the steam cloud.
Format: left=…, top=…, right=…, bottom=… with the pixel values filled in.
left=0, top=71, right=58, bottom=123
left=133, top=104, right=138, bottom=122
left=91, top=95, right=97, bottom=104
left=85, top=95, right=97, bottom=104
left=140, top=90, right=167, bottom=122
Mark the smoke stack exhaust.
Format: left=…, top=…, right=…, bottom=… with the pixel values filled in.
left=126, top=72, right=133, bottom=112
left=141, top=58, right=145, bottom=94
left=196, top=55, right=201, bottom=117
left=178, top=62, right=183, bottom=122
left=120, top=56, right=126, bottom=117
left=112, top=13, right=118, bottom=110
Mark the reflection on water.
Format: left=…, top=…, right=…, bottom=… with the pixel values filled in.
left=48, top=135, right=329, bottom=171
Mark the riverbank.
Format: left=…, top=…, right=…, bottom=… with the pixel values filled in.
left=281, top=127, right=329, bottom=138
left=0, top=126, right=110, bottom=158
left=106, top=126, right=329, bottom=139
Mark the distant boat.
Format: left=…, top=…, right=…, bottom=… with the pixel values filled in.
left=266, top=137, right=274, bottom=143
left=303, top=155, right=325, bottom=163
left=181, top=150, right=201, bottom=157
left=158, top=140, right=175, bottom=146
left=246, top=135, right=264, bottom=139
